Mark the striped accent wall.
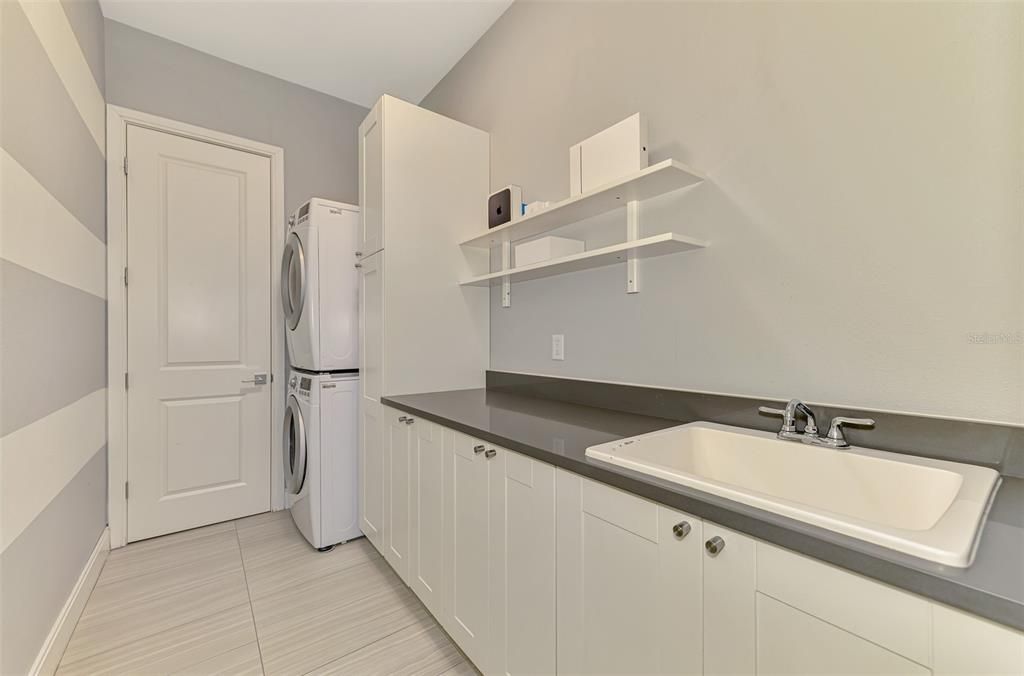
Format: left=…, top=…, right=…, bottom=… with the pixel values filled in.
left=0, top=1, right=108, bottom=673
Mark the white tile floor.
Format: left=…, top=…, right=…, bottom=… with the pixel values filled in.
left=56, top=511, right=477, bottom=675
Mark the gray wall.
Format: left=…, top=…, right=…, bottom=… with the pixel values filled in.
left=0, top=1, right=109, bottom=672
left=104, top=19, right=368, bottom=212
left=423, top=1, right=1024, bottom=424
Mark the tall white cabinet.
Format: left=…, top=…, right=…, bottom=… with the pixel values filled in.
left=357, top=95, right=489, bottom=558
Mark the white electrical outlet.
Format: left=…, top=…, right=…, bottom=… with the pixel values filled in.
left=551, top=334, right=565, bottom=361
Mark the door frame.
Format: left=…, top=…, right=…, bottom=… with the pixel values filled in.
left=106, top=105, right=286, bottom=548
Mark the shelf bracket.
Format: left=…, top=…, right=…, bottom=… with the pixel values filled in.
left=501, top=241, right=511, bottom=308
left=626, top=200, right=640, bottom=293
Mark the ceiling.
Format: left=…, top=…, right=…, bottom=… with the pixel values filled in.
left=99, top=0, right=512, bottom=108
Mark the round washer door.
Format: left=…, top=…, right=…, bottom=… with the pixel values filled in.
left=283, top=395, right=307, bottom=494
left=281, top=232, right=306, bottom=330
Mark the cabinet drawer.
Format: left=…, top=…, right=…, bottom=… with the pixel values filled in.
left=757, top=543, right=931, bottom=667
left=757, top=594, right=929, bottom=675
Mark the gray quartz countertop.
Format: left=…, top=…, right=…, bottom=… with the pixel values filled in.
left=382, top=388, right=1024, bottom=631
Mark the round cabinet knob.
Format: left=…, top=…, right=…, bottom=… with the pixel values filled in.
left=355, top=251, right=363, bottom=257
left=705, top=536, right=726, bottom=556
left=354, top=263, right=363, bottom=269
left=485, top=449, right=497, bottom=459
left=473, top=445, right=485, bottom=454
left=672, top=521, right=691, bottom=540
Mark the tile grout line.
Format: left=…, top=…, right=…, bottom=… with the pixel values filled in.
left=296, top=615, right=430, bottom=676
left=59, top=525, right=253, bottom=671
left=235, top=518, right=270, bottom=676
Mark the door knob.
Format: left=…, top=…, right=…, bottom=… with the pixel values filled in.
left=705, top=536, right=725, bottom=556
left=672, top=521, right=691, bottom=539
left=241, top=373, right=268, bottom=385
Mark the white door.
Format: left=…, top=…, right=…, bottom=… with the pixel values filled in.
left=703, top=523, right=756, bottom=676
left=443, top=432, right=495, bottom=668
left=358, top=251, right=384, bottom=552
left=358, top=100, right=384, bottom=256
left=126, top=125, right=272, bottom=542
left=490, top=449, right=557, bottom=676
left=756, top=594, right=929, bottom=675
left=384, top=407, right=411, bottom=581
left=409, top=419, right=446, bottom=616
left=556, top=470, right=703, bottom=676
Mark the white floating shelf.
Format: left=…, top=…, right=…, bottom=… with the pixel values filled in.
left=460, top=159, right=705, bottom=248
left=459, top=233, right=707, bottom=287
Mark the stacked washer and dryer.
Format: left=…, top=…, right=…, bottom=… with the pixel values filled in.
left=281, top=198, right=362, bottom=551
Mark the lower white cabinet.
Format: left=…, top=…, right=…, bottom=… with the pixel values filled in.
left=756, top=593, right=929, bottom=675
left=442, top=431, right=498, bottom=668
left=702, top=522, right=756, bottom=676
left=383, top=407, right=412, bottom=581
left=490, top=450, right=557, bottom=676
left=365, top=416, right=1024, bottom=676
left=358, top=398, right=384, bottom=552
left=556, top=471, right=703, bottom=675
left=408, top=419, right=446, bottom=616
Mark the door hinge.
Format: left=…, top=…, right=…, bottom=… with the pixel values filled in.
left=123, top=155, right=128, bottom=176
left=124, top=372, right=129, bottom=390
left=124, top=481, right=129, bottom=500
left=123, top=266, right=128, bottom=287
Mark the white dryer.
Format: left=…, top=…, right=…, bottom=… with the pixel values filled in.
left=284, top=369, right=362, bottom=550
left=282, top=198, right=359, bottom=372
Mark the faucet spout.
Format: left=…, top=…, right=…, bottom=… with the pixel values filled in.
left=783, top=399, right=819, bottom=436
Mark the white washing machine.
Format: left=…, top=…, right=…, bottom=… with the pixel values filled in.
left=282, top=198, right=359, bottom=372
left=284, top=369, right=362, bottom=550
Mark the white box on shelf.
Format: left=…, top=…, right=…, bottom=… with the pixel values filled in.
left=515, top=236, right=585, bottom=267
left=570, top=113, right=649, bottom=196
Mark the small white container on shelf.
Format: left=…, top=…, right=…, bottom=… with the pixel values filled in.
left=515, top=236, right=585, bottom=267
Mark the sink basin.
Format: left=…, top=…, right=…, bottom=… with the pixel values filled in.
left=585, top=422, right=1000, bottom=567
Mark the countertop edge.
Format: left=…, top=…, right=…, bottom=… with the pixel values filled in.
left=382, top=394, right=1024, bottom=632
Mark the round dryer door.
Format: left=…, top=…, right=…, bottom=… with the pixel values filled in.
left=283, top=395, right=307, bottom=494
left=281, top=232, right=306, bottom=330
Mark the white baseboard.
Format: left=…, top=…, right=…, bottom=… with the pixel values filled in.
left=30, top=527, right=109, bottom=676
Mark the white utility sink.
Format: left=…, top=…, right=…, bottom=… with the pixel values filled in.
left=585, top=422, right=1000, bottom=567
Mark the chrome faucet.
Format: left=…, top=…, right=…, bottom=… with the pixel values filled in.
left=759, top=399, right=874, bottom=449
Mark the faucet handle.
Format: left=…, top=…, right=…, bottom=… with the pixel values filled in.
left=759, top=406, right=795, bottom=433
left=826, top=416, right=875, bottom=447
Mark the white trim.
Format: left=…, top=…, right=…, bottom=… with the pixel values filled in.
left=29, top=527, right=109, bottom=676
left=18, top=0, right=105, bottom=155
left=1, top=389, right=107, bottom=552
left=0, top=148, right=106, bottom=299
left=106, top=106, right=286, bottom=549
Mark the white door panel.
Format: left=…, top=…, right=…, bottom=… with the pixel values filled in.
left=126, top=125, right=272, bottom=541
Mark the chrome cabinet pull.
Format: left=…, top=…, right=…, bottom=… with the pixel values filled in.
left=241, top=373, right=268, bottom=385
left=672, top=521, right=691, bottom=539
left=705, top=536, right=725, bottom=556
left=405, top=418, right=415, bottom=425
left=485, top=449, right=497, bottom=459
left=398, top=416, right=408, bottom=422
left=473, top=445, right=485, bottom=454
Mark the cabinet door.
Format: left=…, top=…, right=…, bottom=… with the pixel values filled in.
left=384, top=407, right=411, bottom=581
left=703, top=522, right=756, bottom=676
left=556, top=470, right=703, bottom=675
left=409, top=420, right=447, bottom=616
left=358, top=99, right=384, bottom=256
left=757, top=594, right=929, bottom=675
left=443, top=432, right=495, bottom=668
left=490, top=450, right=556, bottom=676
left=359, top=398, right=384, bottom=553
left=357, top=252, right=383, bottom=405
left=933, top=604, right=1024, bottom=676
